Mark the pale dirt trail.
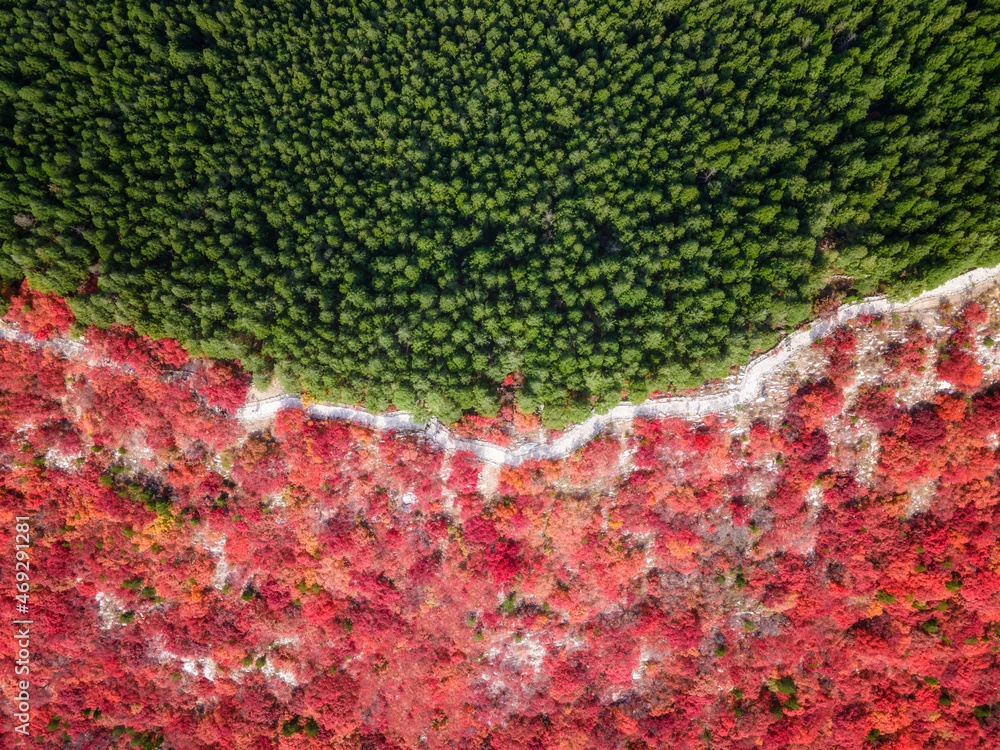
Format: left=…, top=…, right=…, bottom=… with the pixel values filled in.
left=4, top=264, right=1000, bottom=465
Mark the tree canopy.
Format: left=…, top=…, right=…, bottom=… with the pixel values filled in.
left=2, top=0, right=998, bottom=421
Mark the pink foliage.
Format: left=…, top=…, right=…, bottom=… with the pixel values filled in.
left=88, top=325, right=189, bottom=377
left=2, top=288, right=1000, bottom=750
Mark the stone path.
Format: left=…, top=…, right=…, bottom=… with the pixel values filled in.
left=3, top=263, right=999, bottom=465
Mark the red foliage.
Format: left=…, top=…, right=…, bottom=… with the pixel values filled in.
left=817, top=326, right=857, bottom=388
left=1, top=290, right=1000, bottom=750
left=193, top=360, right=250, bottom=411
left=482, top=540, right=521, bottom=584
left=937, top=350, right=983, bottom=391
left=906, top=407, right=948, bottom=450
left=885, top=324, right=931, bottom=376
left=4, top=280, right=75, bottom=339
left=451, top=413, right=511, bottom=445
left=87, top=325, right=189, bottom=377
left=855, top=385, right=901, bottom=433
left=446, top=450, right=481, bottom=496
left=962, top=301, right=989, bottom=326
left=936, top=308, right=985, bottom=392
left=789, top=379, right=843, bottom=431
left=464, top=516, right=498, bottom=546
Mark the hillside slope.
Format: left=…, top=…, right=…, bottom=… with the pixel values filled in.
left=1, top=287, right=999, bottom=748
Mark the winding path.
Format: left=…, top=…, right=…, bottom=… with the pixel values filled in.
left=237, top=263, right=1000, bottom=464
left=3, top=263, right=1000, bottom=465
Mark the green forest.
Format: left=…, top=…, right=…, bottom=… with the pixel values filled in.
left=1, top=0, right=998, bottom=424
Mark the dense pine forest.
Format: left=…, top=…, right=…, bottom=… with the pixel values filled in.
left=2, top=0, right=999, bottom=422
